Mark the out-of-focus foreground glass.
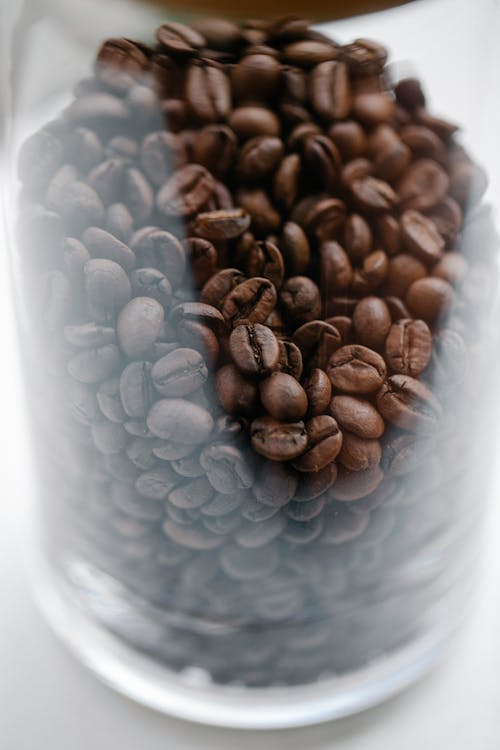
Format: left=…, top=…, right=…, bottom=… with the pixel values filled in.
left=2, top=0, right=500, bottom=728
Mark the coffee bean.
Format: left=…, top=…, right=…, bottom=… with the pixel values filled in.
left=328, top=120, right=367, bottom=161
left=119, top=361, right=153, bottom=418
left=191, top=124, right=238, bottom=178
left=273, top=154, right=301, bottom=210
left=147, top=398, right=214, bottom=443
left=157, top=164, right=215, bottom=218
left=131, top=228, right=186, bottom=287
left=156, top=21, right=205, bottom=55
left=200, top=444, right=254, bottom=493
left=163, top=520, right=223, bottom=551
left=234, top=513, right=286, bottom=548
left=220, top=542, right=280, bottom=581
left=91, top=420, right=127, bottom=455
left=185, top=61, right=231, bottom=122
left=236, top=188, right=281, bottom=235
left=292, top=415, right=343, bottom=472
left=130, top=268, right=172, bottom=308
left=97, top=377, right=128, bottom=422
left=215, top=364, right=259, bottom=416
left=376, top=374, right=442, bottom=432
left=169, top=477, right=214, bottom=509
left=397, top=159, right=450, bottom=211
left=303, top=135, right=341, bottom=193
left=406, top=277, right=454, bottom=323
left=352, top=297, right=392, bottom=352
left=231, top=53, right=281, bottom=101
left=327, top=344, right=386, bottom=394
left=382, top=433, right=432, bottom=476
left=400, top=209, right=445, bottom=265
left=320, top=241, right=353, bottom=297
left=250, top=416, right=307, bottom=461
left=293, top=320, right=342, bottom=369
left=237, top=238, right=285, bottom=290
left=329, top=395, right=385, bottom=439
left=383, top=253, right=427, bottom=298
left=282, top=40, right=337, bottom=67
left=237, top=136, right=284, bottom=183
left=195, top=209, right=251, bottom=240
left=201, top=268, right=246, bottom=307
left=68, top=344, right=120, bottom=384
left=310, top=60, right=351, bottom=120
left=351, top=250, right=389, bottom=296
left=385, top=296, right=411, bottom=322
left=280, top=276, right=321, bottom=327
left=82, top=227, right=136, bottom=271
left=385, top=319, right=432, bottom=377
left=65, top=92, right=129, bottom=126
left=330, top=465, right=384, bottom=502
left=260, top=372, right=308, bottom=420
left=253, top=461, right=298, bottom=507
left=201, top=491, right=243, bottom=517
left=18, top=130, right=63, bottom=191
left=222, top=277, right=277, bottom=326
left=294, top=462, right=338, bottom=502
left=117, top=297, right=164, bottom=359
left=343, top=214, right=372, bottom=264
left=303, top=369, right=332, bottom=416
left=151, top=348, right=208, bottom=398
left=229, top=323, right=279, bottom=377
left=376, top=213, right=402, bottom=256
left=338, top=431, right=381, bottom=472
left=126, top=437, right=157, bottom=471
left=276, top=340, right=303, bottom=379
left=229, top=107, right=280, bottom=139
left=350, top=176, right=398, bottom=213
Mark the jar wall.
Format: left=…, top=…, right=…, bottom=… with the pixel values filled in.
left=2, top=0, right=500, bottom=727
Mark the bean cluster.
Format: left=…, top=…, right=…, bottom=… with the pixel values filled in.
left=17, top=16, right=496, bottom=685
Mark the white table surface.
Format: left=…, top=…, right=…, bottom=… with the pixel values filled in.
left=2, top=1, right=500, bottom=747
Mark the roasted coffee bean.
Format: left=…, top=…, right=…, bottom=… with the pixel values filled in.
left=191, top=124, right=238, bottom=179
left=222, top=277, right=277, bottom=326
left=431, top=328, right=469, bottom=387
left=253, top=460, right=297, bottom=508
left=406, top=277, right=454, bottom=323
left=130, top=268, right=172, bottom=308
left=105, top=203, right=134, bottom=244
left=281, top=222, right=311, bottom=276
left=400, top=209, right=445, bottom=265
left=382, top=433, right=432, bottom=476
left=319, top=241, right=353, bottom=298
left=64, top=323, right=116, bottom=349
left=282, top=40, right=337, bottom=67
left=385, top=296, right=411, bottom=322
left=141, top=132, right=187, bottom=188
left=287, top=496, right=325, bottom=522
left=119, top=361, right=153, bottom=418
left=342, top=38, right=387, bottom=74
left=151, top=348, right=208, bottom=397
left=65, top=92, right=129, bottom=127
left=163, top=520, right=223, bottom=551
left=234, top=513, right=286, bottom=548
left=250, top=416, right=307, bottom=461
left=147, top=398, right=214, bottom=443
left=229, top=323, right=279, bottom=376
left=117, top=297, right=164, bottom=359
left=274, top=154, right=301, bottom=210
left=350, top=176, right=398, bottom=213
left=376, top=213, right=402, bottom=256
left=19, top=130, right=63, bottom=191
left=168, top=477, right=214, bottom=510
left=326, top=315, right=353, bottom=344
left=328, top=120, right=367, bottom=161
left=303, top=135, right=341, bottom=193
left=192, top=17, right=242, bottom=50
left=280, top=276, right=321, bottom=327
left=351, top=249, right=389, bottom=296
left=310, top=60, right=351, bottom=120
left=385, top=319, right=432, bottom=377
left=220, top=543, right=279, bottom=581
left=329, top=395, right=385, bottom=439
left=352, top=297, right=392, bottom=352
left=91, top=420, right=127, bottom=455
left=231, top=53, right=282, bottom=101
left=156, top=21, right=205, bottom=55
left=68, top=343, right=120, bottom=384
left=170, top=301, right=225, bottom=335
left=292, top=415, right=343, bottom=472
left=236, top=188, right=281, bottom=235
left=277, top=340, right=303, bottom=379
left=327, top=344, right=386, bottom=394
left=303, top=369, right=332, bottom=416
left=200, top=444, right=254, bottom=494
left=194, top=209, right=251, bottom=240
left=397, top=159, right=450, bottom=211
left=294, top=462, right=338, bottom=502
left=236, top=238, right=285, bottom=289
left=260, top=372, right=308, bottom=420
left=330, top=465, right=384, bottom=501
left=295, top=196, right=347, bottom=243
left=320, top=506, right=370, bottom=544
left=96, top=377, right=127, bottom=422
left=215, top=364, right=259, bottom=416
left=200, top=268, right=246, bottom=307
left=343, top=214, right=372, bottom=264
left=153, top=438, right=196, bottom=461
left=183, top=238, right=217, bottom=289
left=185, top=61, right=231, bottom=122
left=237, top=136, right=284, bottom=183
left=229, top=107, right=280, bottom=139
left=384, top=253, right=427, bottom=298
left=338, top=432, right=381, bottom=472
left=376, top=374, right=442, bottom=432
left=292, top=320, right=341, bottom=369
left=82, top=227, right=136, bottom=272
left=157, top=164, right=215, bottom=218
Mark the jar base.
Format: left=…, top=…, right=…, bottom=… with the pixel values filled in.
left=32, top=552, right=465, bottom=729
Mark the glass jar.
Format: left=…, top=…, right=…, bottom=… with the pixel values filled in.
left=3, top=0, right=500, bottom=728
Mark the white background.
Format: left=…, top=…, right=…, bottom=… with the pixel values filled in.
left=2, top=0, right=500, bottom=747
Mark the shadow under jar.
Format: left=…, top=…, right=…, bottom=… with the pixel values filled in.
left=4, top=0, right=500, bottom=729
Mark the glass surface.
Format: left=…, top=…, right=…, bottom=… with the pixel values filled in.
left=2, top=0, right=500, bottom=727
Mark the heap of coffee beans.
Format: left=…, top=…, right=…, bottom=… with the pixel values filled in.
left=17, top=16, right=497, bottom=686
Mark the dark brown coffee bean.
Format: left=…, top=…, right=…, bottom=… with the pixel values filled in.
left=304, top=369, right=332, bottom=416
left=397, top=159, right=450, bottom=211
left=168, top=476, right=214, bottom=510
left=156, top=21, right=205, bottom=55
left=170, top=301, right=225, bottom=334
left=84, top=258, right=132, bottom=323
left=377, top=374, right=442, bottom=433
left=282, top=40, right=337, bottom=67
left=183, top=238, right=218, bottom=288
left=237, top=136, right=284, bottom=182
left=342, top=38, right=387, bottom=74
left=376, top=213, right=401, bottom=256
left=400, top=209, right=445, bottom=265
left=118, top=360, right=153, bottom=419
left=329, top=395, right=385, bottom=439
left=273, top=154, right=301, bottom=210
left=147, top=398, right=213, bottom=443
left=352, top=297, right=391, bottom=352
left=384, top=254, right=427, bottom=298
left=151, top=348, right=208, bottom=398
left=432, top=252, right=469, bottom=285
left=117, top=297, right=164, bottom=359
left=191, top=17, right=242, bottom=49
left=157, top=164, right=215, bottom=217
left=185, top=61, right=231, bottom=123
left=222, top=277, right=277, bottom=326
left=292, top=320, right=342, bottom=369
left=277, top=340, right=303, bottom=380
left=406, top=277, right=454, bottom=324
left=338, top=432, right=381, bottom=472
left=394, top=77, right=426, bottom=110
left=310, top=60, right=351, bottom=120
left=292, top=415, right=343, bottom=472
left=201, top=268, right=246, bottom=307
left=191, top=124, right=238, bottom=179
left=400, top=124, right=445, bottom=163
left=325, top=315, right=353, bottom=344
left=327, top=344, right=386, bottom=394
left=293, top=196, right=347, bottom=244
left=294, top=462, right=338, bottom=502
left=229, top=323, right=279, bottom=376
left=200, top=444, right=254, bottom=494
left=231, top=53, right=281, bottom=101
left=281, top=222, right=311, bottom=276
left=426, top=197, right=463, bottom=246
left=352, top=92, right=394, bottom=126
left=287, top=122, right=321, bottom=151
left=343, top=214, right=372, bottom=264
left=229, top=107, right=280, bottom=139
left=131, top=228, right=186, bottom=288
left=328, top=120, right=367, bottom=161
left=236, top=239, right=285, bottom=289
left=368, top=125, right=411, bottom=182
left=385, top=296, right=411, bottom=322
left=260, top=372, right=308, bottom=420
left=341, top=157, right=373, bottom=187
left=320, top=241, right=353, bottom=298
left=253, top=461, right=297, bottom=508
left=415, top=107, right=458, bottom=140
left=194, top=209, right=251, bottom=240
left=65, top=93, right=129, bottom=125
left=250, top=416, right=307, bottom=461
left=330, top=465, right=384, bottom=501
left=280, top=276, right=321, bottom=327
left=385, top=319, right=432, bottom=377
left=350, top=176, right=398, bottom=213
left=140, top=131, right=186, bottom=187
left=176, top=320, right=220, bottom=364
left=215, top=364, right=259, bottom=416
left=303, top=135, right=341, bottom=193
left=236, top=188, right=281, bottom=235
